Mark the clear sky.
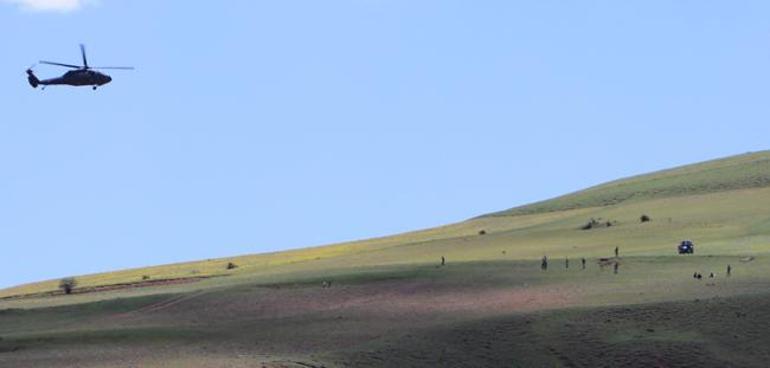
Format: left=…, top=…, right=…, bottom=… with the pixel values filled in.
left=2, top=1, right=770, bottom=288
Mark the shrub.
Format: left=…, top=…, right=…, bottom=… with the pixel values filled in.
left=581, top=218, right=599, bottom=230
left=478, top=230, right=487, bottom=235
left=142, top=275, right=150, bottom=280
left=59, top=277, right=77, bottom=295
left=582, top=218, right=617, bottom=230
left=226, top=262, right=238, bottom=270
left=640, top=214, right=651, bottom=223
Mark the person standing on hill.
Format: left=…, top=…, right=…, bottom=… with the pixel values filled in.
left=565, top=257, right=569, bottom=269
left=727, top=264, right=732, bottom=277
left=613, top=262, right=619, bottom=274
left=541, top=256, right=548, bottom=271
left=581, top=258, right=586, bottom=270
left=614, top=246, right=619, bottom=258
left=441, top=256, right=445, bottom=266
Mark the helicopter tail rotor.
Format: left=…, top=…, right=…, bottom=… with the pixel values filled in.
left=26, top=68, right=40, bottom=88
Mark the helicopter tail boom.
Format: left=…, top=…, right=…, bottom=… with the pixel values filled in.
left=26, top=69, right=40, bottom=88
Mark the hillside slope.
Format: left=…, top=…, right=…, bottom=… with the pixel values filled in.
left=485, top=151, right=770, bottom=216
left=3, top=151, right=770, bottom=300
left=3, top=150, right=770, bottom=367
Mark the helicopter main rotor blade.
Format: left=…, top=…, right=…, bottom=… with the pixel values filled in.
left=91, top=66, right=135, bottom=70
left=80, top=44, right=88, bottom=69
left=39, top=61, right=81, bottom=69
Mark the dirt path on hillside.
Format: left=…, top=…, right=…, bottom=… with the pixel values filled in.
left=0, top=276, right=216, bottom=303
left=111, top=290, right=210, bottom=320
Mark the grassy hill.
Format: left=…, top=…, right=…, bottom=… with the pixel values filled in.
left=5, top=150, right=770, bottom=299
left=485, top=150, right=770, bottom=216
left=2, top=151, right=770, bottom=367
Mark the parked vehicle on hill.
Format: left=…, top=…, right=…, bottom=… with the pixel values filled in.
left=678, top=240, right=695, bottom=254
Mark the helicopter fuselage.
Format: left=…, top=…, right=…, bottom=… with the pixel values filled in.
left=39, top=69, right=112, bottom=87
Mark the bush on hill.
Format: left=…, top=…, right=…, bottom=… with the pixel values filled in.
left=581, top=218, right=618, bottom=230
left=581, top=218, right=600, bottom=230
left=59, top=277, right=77, bottom=295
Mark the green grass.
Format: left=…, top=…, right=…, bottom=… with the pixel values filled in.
left=3, top=151, right=770, bottom=367
left=0, top=294, right=169, bottom=336
left=486, top=150, right=770, bottom=216
left=5, top=151, right=770, bottom=302
left=1, top=256, right=769, bottom=367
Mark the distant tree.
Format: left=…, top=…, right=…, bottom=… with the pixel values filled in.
left=226, top=262, right=238, bottom=270
left=478, top=230, right=487, bottom=235
left=59, top=277, right=77, bottom=295
left=640, top=214, right=651, bottom=223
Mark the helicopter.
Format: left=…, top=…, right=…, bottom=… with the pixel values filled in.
left=27, top=44, right=133, bottom=90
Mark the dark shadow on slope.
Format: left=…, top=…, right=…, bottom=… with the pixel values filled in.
left=328, top=292, right=770, bottom=368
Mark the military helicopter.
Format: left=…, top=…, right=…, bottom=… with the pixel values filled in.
left=27, top=44, right=133, bottom=90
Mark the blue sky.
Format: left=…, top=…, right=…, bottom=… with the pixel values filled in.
left=2, top=1, right=770, bottom=288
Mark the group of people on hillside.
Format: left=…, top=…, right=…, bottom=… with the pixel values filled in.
left=693, top=264, right=732, bottom=279
left=538, top=246, right=734, bottom=280
left=439, top=246, right=735, bottom=280
left=541, top=246, right=620, bottom=273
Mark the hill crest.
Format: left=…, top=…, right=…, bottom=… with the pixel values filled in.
left=484, top=150, right=770, bottom=217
